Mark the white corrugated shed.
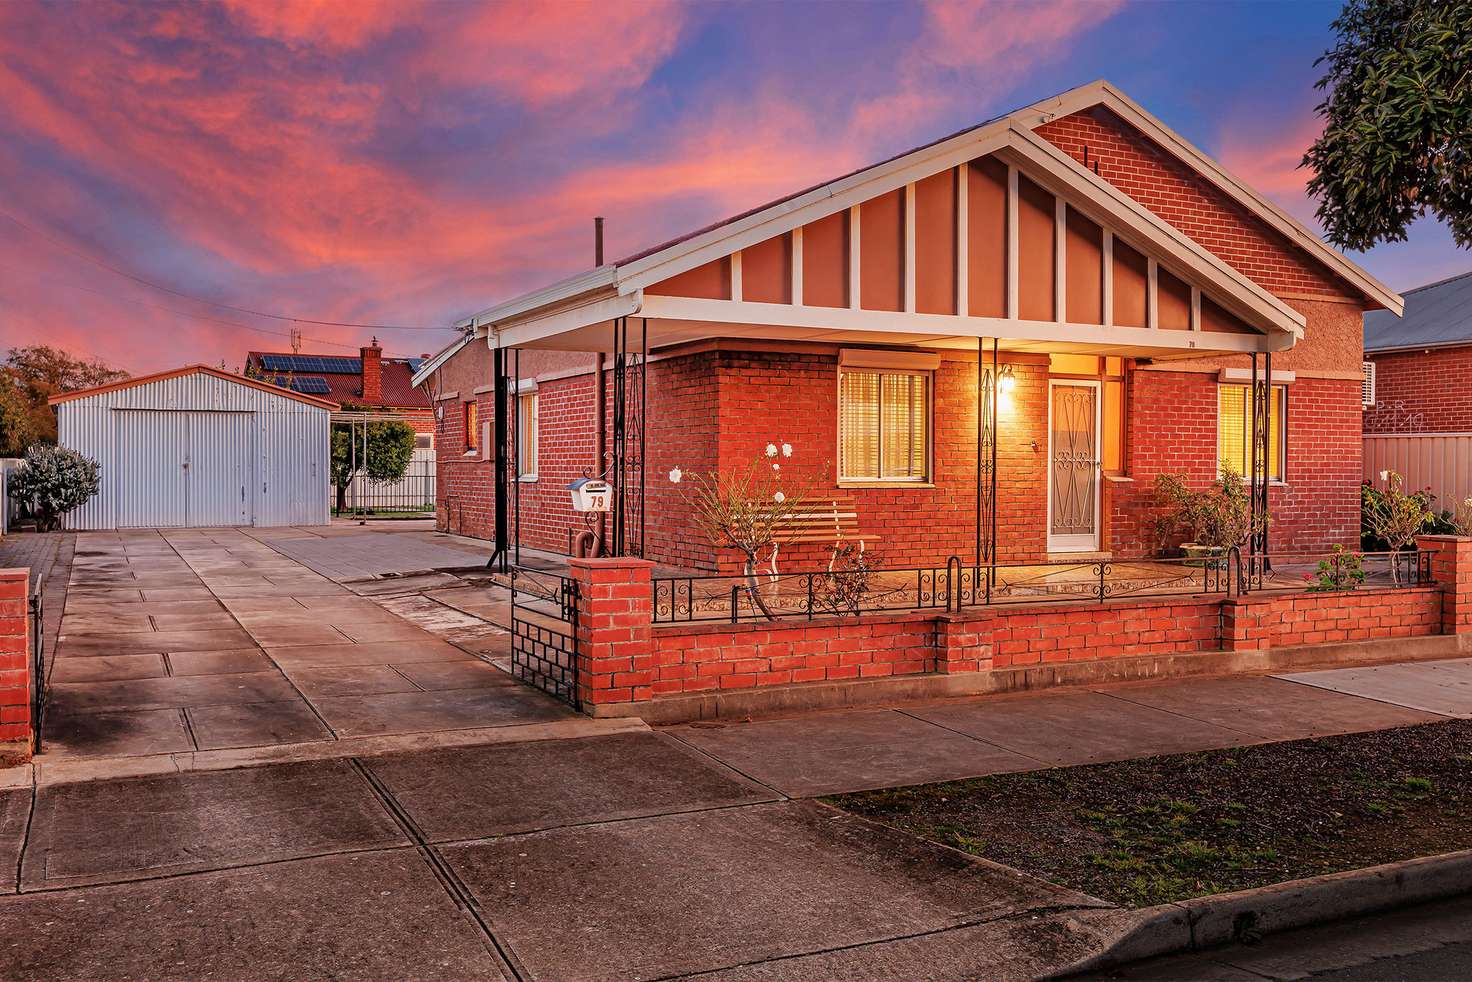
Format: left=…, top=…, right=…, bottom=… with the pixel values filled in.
left=53, top=366, right=333, bottom=529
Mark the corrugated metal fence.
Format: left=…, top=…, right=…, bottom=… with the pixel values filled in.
left=1363, top=432, right=1472, bottom=509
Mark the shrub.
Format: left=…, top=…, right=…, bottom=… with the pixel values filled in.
left=1152, top=463, right=1265, bottom=555
left=8, top=444, right=100, bottom=531
left=1304, top=544, right=1366, bottom=592
left=1360, top=473, right=1437, bottom=553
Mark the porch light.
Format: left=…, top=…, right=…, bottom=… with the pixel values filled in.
left=997, top=365, right=1016, bottom=399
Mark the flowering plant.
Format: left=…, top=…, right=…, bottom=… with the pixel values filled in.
left=1363, top=470, right=1433, bottom=584
left=1304, top=544, right=1366, bottom=592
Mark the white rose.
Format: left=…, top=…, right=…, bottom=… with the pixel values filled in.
left=773, top=491, right=786, bottom=503
left=765, top=443, right=778, bottom=458
left=781, top=442, right=793, bottom=457
left=669, top=467, right=683, bottom=484
left=772, top=463, right=780, bottom=471
left=1380, top=470, right=1389, bottom=481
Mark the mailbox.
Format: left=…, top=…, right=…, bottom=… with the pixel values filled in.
left=568, top=478, right=613, bottom=513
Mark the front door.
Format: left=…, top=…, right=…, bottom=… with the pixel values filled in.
left=1047, top=380, right=1101, bottom=553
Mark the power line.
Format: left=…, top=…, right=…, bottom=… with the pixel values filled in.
left=0, top=261, right=443, bottom=357
left=0, top=207, right=448, bottom=331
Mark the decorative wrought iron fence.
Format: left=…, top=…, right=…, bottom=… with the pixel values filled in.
left=652, top=547, right=1433, bottom=625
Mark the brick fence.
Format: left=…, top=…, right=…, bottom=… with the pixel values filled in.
left=563, top=537, right=1472, bottom=714
left=0, top=568, right=31, bottom=763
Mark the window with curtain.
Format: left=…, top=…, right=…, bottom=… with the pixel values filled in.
left=517, top=393, right=538, bottom=479
left=839, top=369, right=929, bottom=481
left=1218, top=384, right=1284, bottom=480
left=464, top=401, right=478, bottom=453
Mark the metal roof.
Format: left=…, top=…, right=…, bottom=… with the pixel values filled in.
left=1365, top=270, right=1472, bottom=352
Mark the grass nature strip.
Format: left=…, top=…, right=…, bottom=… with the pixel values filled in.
left=828, top=720, right=1472, bottom=907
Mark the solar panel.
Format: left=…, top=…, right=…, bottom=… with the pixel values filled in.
left=258, top=354, right=360, bottom=374
left=260, top=374, right=332, bottom=394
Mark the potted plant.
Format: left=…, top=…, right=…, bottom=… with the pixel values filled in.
left=1152, top=463, right=1265, bottom=565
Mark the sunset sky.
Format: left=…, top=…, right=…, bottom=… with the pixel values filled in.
left=0, top=0, right=1464, bottom=375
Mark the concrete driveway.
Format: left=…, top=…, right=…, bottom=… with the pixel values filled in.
left=45, top=527, right=565, bottom=761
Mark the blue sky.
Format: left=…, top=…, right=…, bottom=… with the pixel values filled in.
left=0, top=1, right=1462, bottom=373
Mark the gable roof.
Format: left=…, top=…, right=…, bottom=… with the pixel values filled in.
left=1365, top=270, right=1472, bottom=353
left=455, top=80, right=1400, bottom=344
left=48, top=364, right=340, bottom=410
left=411, top=330, right=478, bottom=388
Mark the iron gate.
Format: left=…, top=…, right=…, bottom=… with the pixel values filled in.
left=509, top=567, right=580, bottom=709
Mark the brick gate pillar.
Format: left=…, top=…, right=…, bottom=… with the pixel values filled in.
left=567, top=557, right=656, bottom=709
left=0, top=568, right=32, bottom=763
left=1417, top=535, right=1472, bottom=634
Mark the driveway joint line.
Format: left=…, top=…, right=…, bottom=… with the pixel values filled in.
left=891, top=706, right=1055, bottom=767
left=348, top=757, right=525, bottom=981
left=1269, top=672, right=1457, bottom=719
left=659, top=729, right=791, bottom=800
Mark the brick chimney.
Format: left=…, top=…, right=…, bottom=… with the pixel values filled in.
left=361, top=337, right=382, bottom=402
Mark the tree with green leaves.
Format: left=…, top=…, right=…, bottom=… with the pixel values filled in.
left=8, top=444, right=101, bottom=531
left=1303, top=0, right=1472, bottom=250
left=0, top=345, right=128, bottom=452
left=330, top=419, right=416, bottom=513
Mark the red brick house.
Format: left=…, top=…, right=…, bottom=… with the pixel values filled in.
left=248, top=341, right=434, bottom=442
left=417, top=80, right=1400, bottom=572
left=1364, top=270, right=1472, bottom=434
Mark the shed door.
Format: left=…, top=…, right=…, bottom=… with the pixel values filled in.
left=113, top=410, right=189, bottom=528
left=187, top=412, right=255, bottom=527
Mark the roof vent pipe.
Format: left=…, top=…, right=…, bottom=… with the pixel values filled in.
left=594, top=216, right=605, bottom=267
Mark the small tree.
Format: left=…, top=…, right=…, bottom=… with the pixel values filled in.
left=331, top=420, right=415, bottom=513
left=669, top=440, right=818, bottom=617
left=1303, top=0, right=1472, bottom=250
left=8, top=444, right=100, bottom=531
left=1365, top=470, right=1434, bottom=584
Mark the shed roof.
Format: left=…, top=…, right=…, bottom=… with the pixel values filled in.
left=1364, top=270, right=1472, bottom=353
left=48, top=364, right=340, bottom=410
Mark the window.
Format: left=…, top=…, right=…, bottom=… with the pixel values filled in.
left=464, top=401, right=478, bottom=453
left=517, top=392, right=538, bottom=480
left=839, top=369, right=929, bottom=482
left=415, top=432, right=434, bottom=449
left=1218, top=384, right=1285, bottom=481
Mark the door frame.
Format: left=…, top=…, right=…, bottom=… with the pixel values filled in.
left=1046, top=378, right=1102, bottom=553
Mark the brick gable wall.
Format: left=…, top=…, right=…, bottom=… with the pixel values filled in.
left=1036, top=107, right=1354, bottom=301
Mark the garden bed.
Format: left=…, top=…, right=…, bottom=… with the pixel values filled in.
left=828, top=720, right=1472, bottom=907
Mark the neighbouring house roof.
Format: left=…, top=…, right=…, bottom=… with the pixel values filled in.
left=1364, top=270, right=1472, bottom=353
left=245, top=351, right=432, bottom=411
left=451, top=79, right=1400, bottom=349
left=48, top=364, right=339, bottom=410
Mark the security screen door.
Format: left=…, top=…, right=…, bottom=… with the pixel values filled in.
left=1047, top=380, right=1101, bottom=553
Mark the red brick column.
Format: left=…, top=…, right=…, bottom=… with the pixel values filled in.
left=934, top=614, right=992, bottom=674
left=1417, top=535, right=1472, bottom=634
left=567, top=557, right=656, bottom=708
left=0, top=569, right=32, bottom=763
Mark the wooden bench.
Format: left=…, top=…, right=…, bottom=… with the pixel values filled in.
left=772, top=495, right=879, bottom=546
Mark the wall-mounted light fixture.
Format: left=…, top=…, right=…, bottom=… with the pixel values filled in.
left=997, top=364, right=1016, bottom=399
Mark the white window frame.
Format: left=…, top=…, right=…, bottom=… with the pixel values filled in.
left=1216, top=382, right=1287, bottom=483
left=517, top=391, right=538, bottom=482
left=836, top=364, right=933, bottom=485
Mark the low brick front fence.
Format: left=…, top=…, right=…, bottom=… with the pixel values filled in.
left=561, top=537, right=1472, bottom=716
left=0, top=568, right=32, bottom=763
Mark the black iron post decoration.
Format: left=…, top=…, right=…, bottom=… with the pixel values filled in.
left=1251, top=350, right=1271, bottom=565
left=488, top=345, right=510, bottom=571
left=975, top=337, right=998, bottom=592
left=610, top=316, right=647, bottom=558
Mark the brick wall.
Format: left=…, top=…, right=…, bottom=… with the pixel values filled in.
left=1224, top=587, right=1442, bottom=650
left=1112, top=370, right=1361, bottom=556
left=1366, top=346, right=1472, bottom=434
left=564, top=548, right=1472, bottom=709
left=0, top=568, right=31, bottom=761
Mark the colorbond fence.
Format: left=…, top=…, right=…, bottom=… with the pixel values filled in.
left=1364, top=432, right=1472, bottom=510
